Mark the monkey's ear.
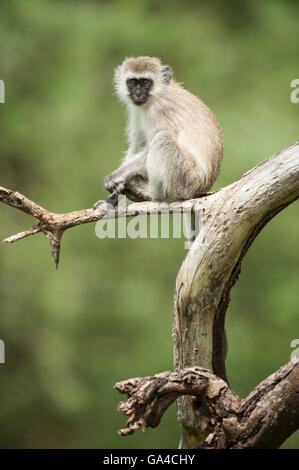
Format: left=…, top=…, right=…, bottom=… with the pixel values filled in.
left=162, top=65, right=172, bottom=85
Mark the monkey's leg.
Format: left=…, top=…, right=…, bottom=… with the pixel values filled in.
left=103, top=151, right=148, bottom=194
left=100, top=151, right=152, bottom=203
left=147, top=131, right=201, bottom=201
left=94, top=152, right=151, bottom=209
left=121, top=174, right=151, bottom=202
left=147, top=131, right=202, bottom=247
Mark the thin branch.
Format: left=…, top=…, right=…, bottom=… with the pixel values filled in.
left=3, top=224, right=42, bottom=243
left=0, top=187, right=49, bottom=218
left=0, top=185, right=204, bottom=268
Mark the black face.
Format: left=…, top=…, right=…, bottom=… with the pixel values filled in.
left=126, top=77, right=153, bottom=105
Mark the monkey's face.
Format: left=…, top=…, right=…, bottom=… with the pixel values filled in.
left=126, top=77, right=153, bottom=106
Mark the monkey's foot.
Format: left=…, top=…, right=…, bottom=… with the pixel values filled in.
left=93, top=199, right=107, bottom=211
left=93, top=192, right=124, bottom=211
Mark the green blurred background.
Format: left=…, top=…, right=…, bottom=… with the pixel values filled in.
left=0, top=0, right=298, bottom=449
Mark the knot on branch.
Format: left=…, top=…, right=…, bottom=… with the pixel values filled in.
left=115, top=360, right=299, bottom=449
left=114, top=367, right=223, bottom=436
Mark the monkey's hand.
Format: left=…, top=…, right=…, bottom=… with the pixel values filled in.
left=103, top=170, right=126, bottom=194
left=103, top=169, right=151, bottom=203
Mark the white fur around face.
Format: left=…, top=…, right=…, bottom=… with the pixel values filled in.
left=114, top=67, right=167, bottom=103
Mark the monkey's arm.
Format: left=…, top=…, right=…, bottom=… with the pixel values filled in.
left=94, top=150, right=151, bottom=208
left=103, top=150, right=148, bottom=194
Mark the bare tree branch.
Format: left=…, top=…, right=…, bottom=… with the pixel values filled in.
left=0, top=185, right=202, bottom=268
left=3, top=224, right=42, bottom=244
left=173, top=142, right=299, bottom=446
left=115, top=358, right=299, bottom=449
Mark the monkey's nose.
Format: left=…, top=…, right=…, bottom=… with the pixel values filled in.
left=135, top=85, right=143, bottom=97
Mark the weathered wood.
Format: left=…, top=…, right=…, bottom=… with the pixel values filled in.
left=115, top=358, right=299, bottom=449
left=173, top=142, right=299, bottom=447
left=0, top=186, right=202, bottom=267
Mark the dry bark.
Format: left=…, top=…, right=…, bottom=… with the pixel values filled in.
left=115, top=359, right=299, bottom=449
left=173, top=142, right=299, bottom=447
left=0, top=187, right=200, bottom=268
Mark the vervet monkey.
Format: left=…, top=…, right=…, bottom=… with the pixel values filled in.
left=97, top=56, right=222, bottom=207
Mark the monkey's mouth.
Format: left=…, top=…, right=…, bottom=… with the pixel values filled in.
left=130, top=92, right=149, bottom=106
left=131, top=96, right=147, bottom=105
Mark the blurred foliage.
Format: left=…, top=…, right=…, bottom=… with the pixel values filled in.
left=0, top=0, right=298, bottom=449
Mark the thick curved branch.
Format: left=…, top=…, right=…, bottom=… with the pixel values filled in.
left=115, top=357, right=299, bottom=449
left=219, top=356, right=299, bottom=449
left=173, top=142, right=299, bottom=446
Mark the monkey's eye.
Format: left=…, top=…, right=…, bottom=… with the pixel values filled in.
left=143, top=79, right=149, bottom=87
left=127, top=79, right=138, bottom=87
